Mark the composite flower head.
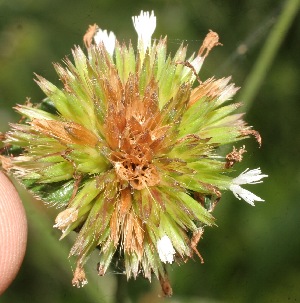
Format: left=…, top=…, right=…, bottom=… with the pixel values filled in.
left=0, top=10, right=267, bottom=295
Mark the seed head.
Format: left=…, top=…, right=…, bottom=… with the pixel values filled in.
left=0, top=10, right=267, bottom=295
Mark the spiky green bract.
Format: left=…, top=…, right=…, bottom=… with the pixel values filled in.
left=1, top=31, right=257, bottom=289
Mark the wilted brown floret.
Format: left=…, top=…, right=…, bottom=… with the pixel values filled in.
left=159, top=274, right=173, bottom=297
left=189, top=77, right=240, bottom=107
left=198, top=30, right=223, bottom=58
left=72, top=264, right=88, bottom=288
left=104, top=75, right=167, bottom=190
left=83, top=23, right=98, bottom=48
left=225, top=146, right=247, bottom=169
left=31, top=119, right=99, bottom=146
left=191, top=228, right=204, bottom=263
left=240, top=129, right=262, bottom=147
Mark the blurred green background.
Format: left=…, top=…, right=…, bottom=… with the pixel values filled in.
left=0, top=0, right=299, bottom=302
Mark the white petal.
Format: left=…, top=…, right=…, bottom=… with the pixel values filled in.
left=233, top=168, right=268, bottom=185
left=157, top=235, right=176, bottom=264
left=230, top=168, right=267, bottom=205
left=218, top=82, right=240, bottom=103
left=190, top=56, right=204, bottom=74
left=180, top=56, right=204, bottom=82
left=132, top=10, right=156, bottom=53
left=230, top=184, right=264, bottom=206
left=94, top=29, right=116, bottom=56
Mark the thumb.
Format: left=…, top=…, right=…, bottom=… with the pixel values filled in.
left=0, top=171, right=27, bottom=295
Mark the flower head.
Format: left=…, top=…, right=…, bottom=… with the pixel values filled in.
left=0, top=10, right=267, bottom=296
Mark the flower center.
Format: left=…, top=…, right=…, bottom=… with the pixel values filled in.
left=103, top=73, right=163, bottom=190
left=110, top=147, right=160, bottom=190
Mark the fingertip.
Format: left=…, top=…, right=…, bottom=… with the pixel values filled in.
left=0, top=172, right=27, bottom=295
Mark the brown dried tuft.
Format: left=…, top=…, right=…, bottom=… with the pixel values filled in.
left=225, top=146, right=247, bottom=169
left=72, top=264, right=88, bottom=288
left=191, top=228, right=204, bottom=263
left=123, top=213, right=144, bottom=259
left=240, top=129, right=262, bottom=147
left=104, top=74, right=165, bottom=190
left=198, top=30, right=223, bottom=58
left=0, top=155, right=12, bottom=171
left=83, top=24, right=98, bottom=48
left=189, top=77, right=236, bottom=107
left=159, top=274, right=173, bottom=297
left=31, top=119, right=99, bottom=146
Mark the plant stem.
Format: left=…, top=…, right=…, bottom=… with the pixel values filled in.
left=115, top=274, right=127, bottom=303
left=239, top=0, right=300, bottom=110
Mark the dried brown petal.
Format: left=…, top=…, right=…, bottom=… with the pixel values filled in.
left=159, top=274, right=173, bottom=297
left=72, top=264, right=88, bottom=287
left=31, top=119, right=98, bottom=146
left=83, top=24, right=98, bottom=48
left=191, top=228, right=204, bottom=263
left=225, top=146, right=247, bottom=169
left=198, top=30, right=222, bottom=58
left=240, top=129, right=262, bottom=147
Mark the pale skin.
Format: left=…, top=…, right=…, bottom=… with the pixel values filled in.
left=0, top=171, right=27, bottom=295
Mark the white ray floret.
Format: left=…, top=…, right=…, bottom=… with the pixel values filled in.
left=94, top=29, right=116, bottom=56
left=230, top=168, right=268, bottom=206
left=190, top=56, right=205, bottom=74
left=157, top=235, right=176, bottom=264
left=132, top=10, right=156, bottom=54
